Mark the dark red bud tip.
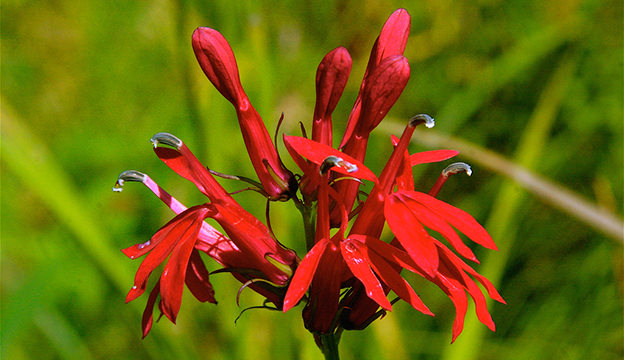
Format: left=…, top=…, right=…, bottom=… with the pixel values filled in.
left=113, top=170, right=147, bottom=192
left=442, top=162, right=472, bottom=178
left=150, top=132, right=183, bottom=149
left=408, top=114, right=435, bottom=128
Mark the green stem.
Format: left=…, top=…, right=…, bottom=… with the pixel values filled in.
left=297, top=200, right=317, bottom=251
left=319, top=333, right=340, bottom=360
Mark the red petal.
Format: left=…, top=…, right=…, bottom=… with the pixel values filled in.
left=436, top=241, right=505, bottom=304
left=283, top=136, right=378, bottom=183
left=404, top=191, right=497, bottom=250
left=283, top=238, right=329, bottom=312
left=410, top=150, right=459, bottom=166
left=159, top=207, right=210, bottom=323
left=341, top=240, right=392, bottom=310
left=126, top=206, right=209, bottom=303
left=393, top=193, right=478, bottom=262
left=438, top=254, right=495, bottom=331
left=384, top=194, right=439, bottom=276
left=185, top=250, right=216, bottom=303
left=154, top=145, right=231, bottom=203
left=141, top=280, right=161, bottom=338
left=365, top=246, right=433, bottom=315
left=360, top=235, right=425, bottom=276
left=439, top=276, right=469, bottom=343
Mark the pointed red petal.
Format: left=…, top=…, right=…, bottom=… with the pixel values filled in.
left=141, top=280, right=161, bottom=338
left=384, top=194, right=439, bottom=276
left=159, top=207, right=209, bottom=323
left=392, top=192, right=478, bottom=262
left=185, top=250, right=216, bottom=303
left=126, top=207, right=207, bottom=303
left=405, top=191, right=497, bottom=250
left=410, top=150, right=459, bottom=166
left=365, top=247, right=433, bottom=316
left=438, top=253, right=495, bottom=332
left=283, top=135, right=378, bottom=183
left=283, top=238, right=329, bottom=312
left=341, top=240, right=392, bottom=310
left=436, top=241, right=505, bottom=304
left=440, top=276, right=469, bottom=343
left=362, top=235, right=425, bottom=276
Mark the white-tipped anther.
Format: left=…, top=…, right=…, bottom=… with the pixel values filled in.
left=409, top=114, right=435, bottom=128
left=319, top=156, right=358, bottom=175
left=150, top=132, right=183, bottom=149
left=112, top=170, right=147, bottom=192
left=442, top=162, right=472, bottom=178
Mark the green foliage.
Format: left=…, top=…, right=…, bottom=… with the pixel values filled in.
left=2, top=0, right=622, bottom=359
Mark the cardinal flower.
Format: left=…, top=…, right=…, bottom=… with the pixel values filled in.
left=114, top=7, right=504, bottom=357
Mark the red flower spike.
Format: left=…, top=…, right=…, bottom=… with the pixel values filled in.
left=312, top=47, right=352, bottom=146
left=192, top=28, right=295, bottom=200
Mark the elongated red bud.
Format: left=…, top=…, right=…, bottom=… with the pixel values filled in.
left=192, top=28, right=295, bottom=200
left=192, top=27, right=245, bottom=105
left=313, top=47, right=352, bottom=146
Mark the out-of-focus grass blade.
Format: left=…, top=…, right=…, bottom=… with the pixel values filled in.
left=1, top=102, right=130, bottom=292
left=440, top=54, right=580, bottom=360
left=1, top=102, right=199, bottom=359
left=435, top=15, right=583, bottom=134
left=34, top=307, right=96, bottom=360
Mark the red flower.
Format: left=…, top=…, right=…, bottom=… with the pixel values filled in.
left=192, top=28, right=295, bottom=201
left=114, top=133, right=299, bottom=336
left=115, top=7, right=504, bottom=349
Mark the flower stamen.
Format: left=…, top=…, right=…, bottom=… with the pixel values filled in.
left=151, top=132, right=183, bottom=149
left=429, top=162, right=473, bottom=197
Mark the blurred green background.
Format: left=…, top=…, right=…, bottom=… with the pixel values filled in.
left=2, top=0, right=622, bottom=359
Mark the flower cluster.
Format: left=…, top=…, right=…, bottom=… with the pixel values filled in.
left=114, top=8, right=504, bottom=348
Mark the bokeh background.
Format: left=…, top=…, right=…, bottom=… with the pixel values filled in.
left=2, top=0, right=622, bottom=359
